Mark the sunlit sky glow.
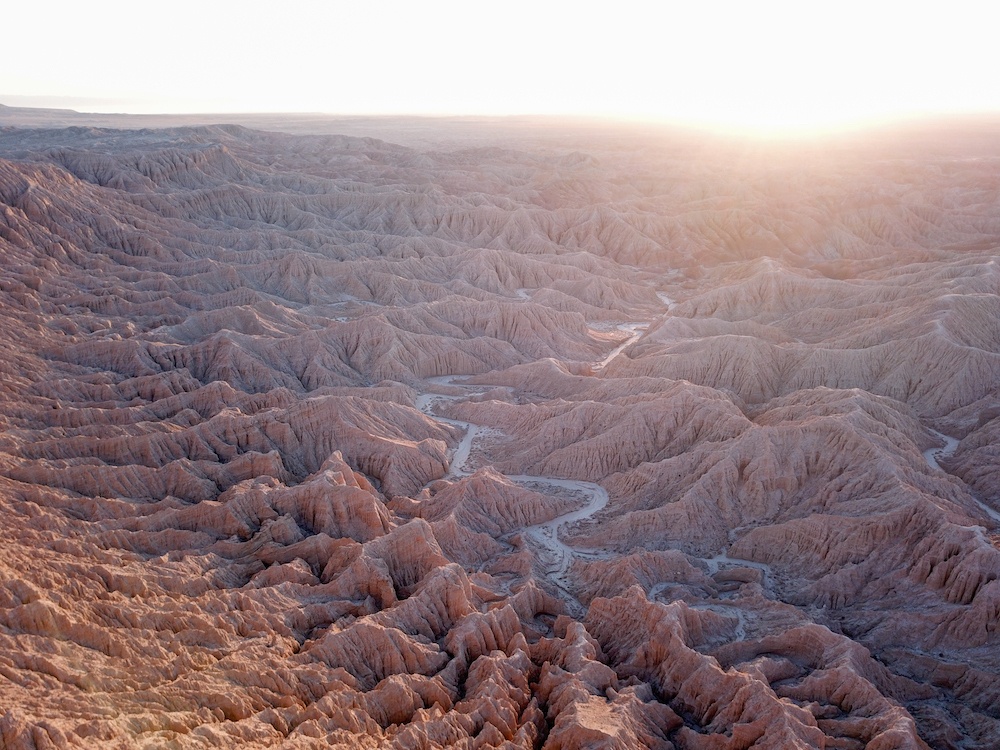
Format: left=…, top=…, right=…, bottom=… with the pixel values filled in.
left=4, top=0, right=999, bottom=135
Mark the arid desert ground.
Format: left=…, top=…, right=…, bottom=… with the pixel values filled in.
left=0, top=106, right=998, bottom=749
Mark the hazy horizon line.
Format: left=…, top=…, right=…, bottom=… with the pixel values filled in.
left=5, top=95, right=1000, bottom=140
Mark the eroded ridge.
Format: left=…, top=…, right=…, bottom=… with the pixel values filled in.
left=0, top=115, right=997, bottom=748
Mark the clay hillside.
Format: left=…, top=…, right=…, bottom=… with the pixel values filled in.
left=0, top=110, right=998, bottom=749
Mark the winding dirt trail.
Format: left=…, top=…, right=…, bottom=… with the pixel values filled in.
left=924, top=429, right=1000, bottom=525
left=414, top=288, right=692, bottom=603
left=594, top=322, right=647, bottom=370
left=923, top=429, right=960, bottom=473
left=416, top=323, right=646, bottom=604
left=415, top=303, right=786, bottom=618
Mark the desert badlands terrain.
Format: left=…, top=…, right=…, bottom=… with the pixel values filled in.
left=0, top=106, right=997, bottom=748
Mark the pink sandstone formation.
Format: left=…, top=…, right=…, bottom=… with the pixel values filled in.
left=0, top=108, right=997, bottom=747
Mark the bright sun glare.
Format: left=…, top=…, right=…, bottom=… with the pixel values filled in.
left=4, top=0, right=999, bottom=135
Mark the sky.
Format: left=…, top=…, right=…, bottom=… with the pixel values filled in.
left=4, top=0, right=999, bottom=135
